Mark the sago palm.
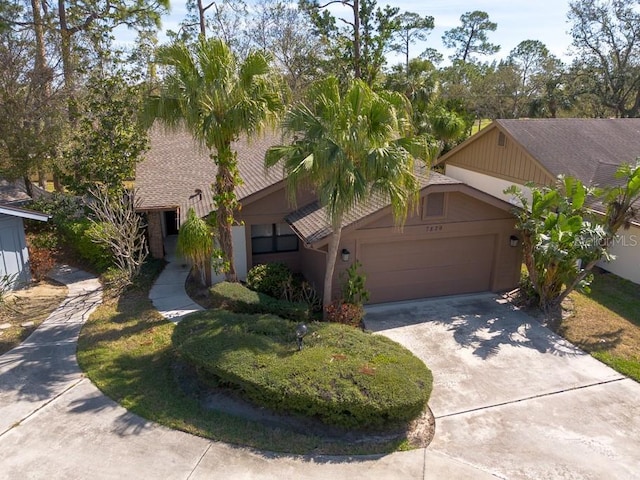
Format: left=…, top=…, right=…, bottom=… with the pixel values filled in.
left=266, top=76, right=431, bottom=314
left=146, top=37, right=283, bottom=281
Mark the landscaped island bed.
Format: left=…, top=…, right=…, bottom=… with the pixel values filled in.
left=173, top=309, right=433, bottom=430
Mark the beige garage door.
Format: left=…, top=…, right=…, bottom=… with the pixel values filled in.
left=361, top=235, right=495, bottom=304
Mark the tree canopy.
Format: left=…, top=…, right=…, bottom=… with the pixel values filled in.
left=146, top=37, right=283, bottom=281
left=265, top=76, right=431, bottom=313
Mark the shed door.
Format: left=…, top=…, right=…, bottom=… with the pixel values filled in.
left=361, top=234, right=495, bottom=304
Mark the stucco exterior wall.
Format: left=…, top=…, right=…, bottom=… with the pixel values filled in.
left=238, top=186, right=315, bottom=274
left=447, top=166, right=640, bottom=286
left=211, top=225, right=248, bottom=283
left=335, top=190, right=522, bottom=303
left=445, top=165, right=533, bottom=205
left=598, top=226, right=640, bottom=284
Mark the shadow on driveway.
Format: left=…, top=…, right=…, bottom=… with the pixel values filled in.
left=365, top=293, right=582, bottom=360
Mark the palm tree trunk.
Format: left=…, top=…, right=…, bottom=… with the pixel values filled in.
left=213, top=146, right=238, bottom=282
left=322, top=223, right=342, bottom=319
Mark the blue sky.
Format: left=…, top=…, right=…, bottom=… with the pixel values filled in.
left=143, top=0, right=576, bottom=65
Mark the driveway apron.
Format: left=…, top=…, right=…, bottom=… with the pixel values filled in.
left=365, top=293, right=640, bottom=479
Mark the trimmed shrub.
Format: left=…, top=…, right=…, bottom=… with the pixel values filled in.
left=325, top=300, right=364, bottom=327
left=246, top=263, right=292, bottom=299
left=173, top=310, right=433, bottom=430
left=209, top=282, right=309, bottom=322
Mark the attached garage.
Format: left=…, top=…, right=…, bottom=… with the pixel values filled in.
left=361, top=234, right=496, bottom=303
left=288, top=171, right=523, bottom=305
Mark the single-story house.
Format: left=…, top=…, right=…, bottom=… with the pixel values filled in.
left=0, top=179, right=50, bottom=289
left=136, top=128, right=522, bottom=304
left=437, top=118, right=640, bottom=285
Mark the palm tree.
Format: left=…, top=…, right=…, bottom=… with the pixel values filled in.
left=266, top=76, right=431, bottom=314
left=146, top=38, right=283, bottom=281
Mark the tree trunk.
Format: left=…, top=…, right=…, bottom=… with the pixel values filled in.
left=322, top=223, right=342, bottom=319
left=352, top=0, right=361, bottom=79
left=31, top=0, right=53, bottom=189
left=58, top=0, right=75, bottom=120
left=197, top=0, right=206, bottom=38
left=213, top=146, right=238, bottom=282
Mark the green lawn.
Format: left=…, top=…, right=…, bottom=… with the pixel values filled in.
left=562, top=270, right=640, bottom=382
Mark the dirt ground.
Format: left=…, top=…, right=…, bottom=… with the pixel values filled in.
left=0, top=280, right=68, bottom=355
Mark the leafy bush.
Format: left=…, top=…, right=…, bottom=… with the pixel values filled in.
left=209, top=282, right=309, bottom=322
left=325, top=300, right=364, bottom=327
left=341, top=261, right=370, bottom=305
left=26, top=193, right=86, bottom=233
left=173, top=310, right=433, bottom=430
left=246, top=263, right=292, bottom=298
left=59, top=219, right=112, bottom=272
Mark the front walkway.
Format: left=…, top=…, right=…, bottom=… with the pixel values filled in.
left=148, top=235, right=203, bottom=321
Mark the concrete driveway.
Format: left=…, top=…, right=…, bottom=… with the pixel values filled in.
left=365, top=293, right=640, bottom=480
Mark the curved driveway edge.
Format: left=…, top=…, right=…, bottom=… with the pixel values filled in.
left=0, top=265, right=492, bottom=479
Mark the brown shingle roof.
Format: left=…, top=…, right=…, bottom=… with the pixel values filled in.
left=496, top=118, right=640, bottom=186
left=287, top=169, right=462, bottom=246
left=136, top=127, right=285, bottom=221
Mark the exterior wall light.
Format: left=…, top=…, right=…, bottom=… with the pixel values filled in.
left=341, top=248, right=350, bottom=262
left=510, top=235, right=520, bottom=247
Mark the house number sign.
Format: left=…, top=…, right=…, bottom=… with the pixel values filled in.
left=426, top=225, right=443, bottom=232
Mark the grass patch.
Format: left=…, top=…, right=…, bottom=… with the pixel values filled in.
left=78, top=267, right=430, bottom=454
left=173, top=310, right=432, bottom=430
left=0, top=280, right=68, bottom=355
left=562, top=270, right=640, bottom=382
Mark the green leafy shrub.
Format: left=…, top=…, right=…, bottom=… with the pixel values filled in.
left=59, top=219, right=112, bottom=272
left=341, top=261, right=370, bottom=305
left=26, top=193, right=86, bottom=233
left=246, top=263, right=292, bottom=298
left=173, top=310, right=433, bottom=430
left=325, top=300, right=364, bottom=327
left=209, top=282, right=308, bottom=322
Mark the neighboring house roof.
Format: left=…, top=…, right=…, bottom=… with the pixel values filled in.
left=439, top=118, right=640, bottom=187
left=0, top=179, right=31, bottom=205
left=0, top=179, right=50, bottom=222
left=437, top=118, right=640, bottom=226
left=495, top=118, right=640, bottom=185
left=135, top=126, right=285, bottom=222
left=287, top=169, right=512, bottom=247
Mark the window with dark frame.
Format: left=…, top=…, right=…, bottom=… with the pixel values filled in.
left=251, top=223, right=298, bottom=254
left=497, top=132, right=506, bottom=147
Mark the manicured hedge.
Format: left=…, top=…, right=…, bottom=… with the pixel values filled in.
left=173, top=310, right=433, bottom=430
left=209, top=282, right=309, bottom=322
